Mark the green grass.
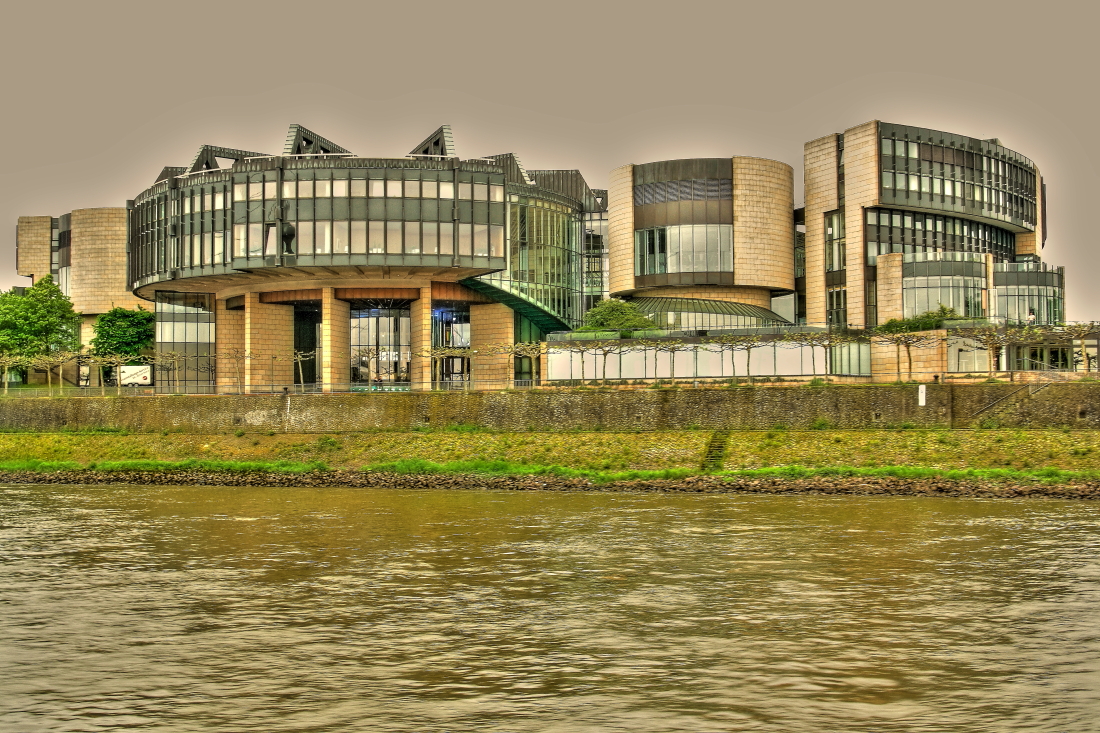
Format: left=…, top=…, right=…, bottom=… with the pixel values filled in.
left=720, top=465, right=1100, bottom=485
left=0, top=458, right=328, bottom=473
left=362, top=458, right=696, bottom=484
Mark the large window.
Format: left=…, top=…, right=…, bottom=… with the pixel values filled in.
left=865, top=208, right=1014, bottom=264
left=349, top=301, right=412, bottom=385
left=903, top=275, right=985, bottom=318
left=154, top=292, right=215, bottom=391
left=825, top=211, right=845, bottom=272
left=634, top=224, right=733, bottom=276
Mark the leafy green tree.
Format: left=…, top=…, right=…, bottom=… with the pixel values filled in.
left=91, top=307, right=156, bottom=357
left=0, top=276, right=82, bottom=358
left=876, top=305, right=964, bottom=334
left=579, top=299, right=656, bottom=332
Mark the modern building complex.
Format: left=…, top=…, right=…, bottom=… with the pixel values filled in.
left=13, top=121, right=1072, bottom=388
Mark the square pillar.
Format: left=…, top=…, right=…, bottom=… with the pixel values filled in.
left=470, top=302, right=514, bottom=390
left=321, top=287, right=350, bottom=391
left=215, top=298, right=245, bottom=391
left=409, top=286, right=432, bottom=390
left=244, top=292, right=294, bottom=392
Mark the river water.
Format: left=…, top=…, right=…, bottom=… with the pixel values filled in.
left=2, top=485, right=1099, bottom=732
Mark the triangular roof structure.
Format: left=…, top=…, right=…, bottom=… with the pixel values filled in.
left=483, top=153, right=534, bottom=186
left=188, top=145, right=269, bottom=173
left=283, top=124, right=352, bottom=155
left=155, top=166, right=187, bottom=183
left=408, top=125, right=457, bottom=158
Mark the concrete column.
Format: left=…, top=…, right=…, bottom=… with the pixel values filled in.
left=321, top=287, right=350, bottom=391
left=215, top=299, right=245, bottom=391
left=470, top=302, right=514, bottom=389
left=875, top=253, right=904, bottom=323
left=409, top=286, right=432, bottom=389
left=244, top=292, right=294, bottom=391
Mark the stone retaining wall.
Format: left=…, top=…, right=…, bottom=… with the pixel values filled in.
left=0, top=383, right=1096, bottom=433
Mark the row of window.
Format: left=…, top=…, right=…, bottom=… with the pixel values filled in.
left=174, top=180, right=506, bottom=215
left=881, top=138, right=1034, bottom=188
left=633, top=179, right=733, bottom=206
left=902, top=276, right=985, bottom=318
left=634, top=224, right=734, bottom=276
left=881, top=172, right=1034, bottom=223
left=864, top=208, right=1014, bottom=264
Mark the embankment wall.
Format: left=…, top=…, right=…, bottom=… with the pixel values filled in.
left=0, top=384, right=1097, bottom=432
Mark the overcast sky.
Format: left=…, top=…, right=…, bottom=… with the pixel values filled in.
left=3, top=0, right=1097, bottom=319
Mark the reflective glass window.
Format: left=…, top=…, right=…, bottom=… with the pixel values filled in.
left=264, top=182, right=276, bottom=200
left=233, top=183, right=246, bottom=202
left=332, top=221, right=349, bottom=253
left=386, top=222, right=402, bottom=253
left=439, top=181, right=454, bottom=199
left=473, top=183, right=488, bottom=201
left=282, top=181, right=296, bottom=198
left=315, top=180, right=331, bottom=197
left=298, top=180, right=313, bottom=198
left=333, top=179, right=348, bottom=197
left=489, top=184, right=504, bottom=202
left=248, top=223, right=263, bottom=256
left=233, top=224, right=247, bottom=257
left=249, top=182, right=263, bottom=201
left=490, top=225, right=504, bottom=257
left=350, top=179, right=367, bottom=197
left=369, top=179, right=385, bottom=197
left=404, top=222, right=420, bottom=253
left=422, top=180, right=438, bottom=199
left=350, top=221, right=367, bottom=253
left=369, top=221, right=384, bottom=253
left=458, top=223, right=472, bottom=255
left=458, top=183, right=473, bottom=200
left=386, top=180, right=402, bottom=197
left=422, top=222, right=438, bottom=254
left=439, top=222, right=454, bottom=254
left=315, top=221, right=331, bottom=254
left=298, top=221, right=314, bottom=254
left=473, top=224, right=488, bottom=256
left=404, top=180, right=419, bottom=198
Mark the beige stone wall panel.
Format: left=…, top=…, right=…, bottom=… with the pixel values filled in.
left=470, top=302, right=514, bottom=389
left=874, top=253, right=904, bottom=324
left=732, top=156, right=795, bottom=291
left=68, top=208, right=144, bottom=315
left=16, top=216, right=52, bottom=282
left=320, top=287, right=351, bottom=390
left=840, top=121, right=880, bottom=328
left=409, top=286, right=432, bottom=389
left=607, top=164, right=635, bottom=295
left=214, top=299, right=245, bottom=388
left=802, top=134, right=839, bottom=326
left=244, top=293, right=294, bottom=388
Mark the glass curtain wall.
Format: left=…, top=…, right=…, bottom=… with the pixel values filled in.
left=582, top=205, right=608, bottom=312
left=349, top=300, right=412, bottom=386
left=878, top=123, right=1038, bottom=230
left=634, top=225, right=733, bottom=276
left=479, top=195, right=582, bottom=326
left=154, top=292, right=215, bottom=391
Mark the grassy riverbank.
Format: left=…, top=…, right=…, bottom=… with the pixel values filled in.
left=1, top=428, right=1100, bottom=474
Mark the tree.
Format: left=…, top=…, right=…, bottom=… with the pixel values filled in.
left=217, top=347, right=253, bottom=393
left=707, top=333, right=757, bottom=383
left=90, top=307, right=156, bottom=358
left=579, top=298, right=656, bottom=333
left=0, top=353, right=25, bottom=395
left=653, top=339, right=689, bottom=384
left=584, top=339, right=626, bottom=385
left=152, top=350, right=188, bottom=392
left=872, top=328, right=938, bottom=382
left=1058, top=322, right=1100, bottom=373
left=291, top=349, right=316, bottom=388
left=782, top=331, right=830, bottom=379
left=956, top=325, right=1007, bottom=378
left=0, top=276, right=82, bottom=358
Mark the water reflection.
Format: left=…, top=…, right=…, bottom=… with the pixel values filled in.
left=2, top=486, right=1099, bottom=731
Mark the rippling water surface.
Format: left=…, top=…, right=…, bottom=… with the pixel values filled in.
left=2, top=485, right=1100, bottom=732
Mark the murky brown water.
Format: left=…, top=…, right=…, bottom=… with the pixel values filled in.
left=2, top=485, right=1099, bottom=732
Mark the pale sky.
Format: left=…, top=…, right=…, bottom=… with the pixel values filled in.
left=3, top=0, right=1097, bottom=319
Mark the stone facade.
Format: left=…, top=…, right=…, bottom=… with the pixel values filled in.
left=15, top=216, right=52, bottom=283
left=470, top=302, right=514, bottom=388
left=802, top=134, right=839, bottom=326
left=68, top=208, right=144, bottom=315
left=732, top=156, right=795, bottom=292
left=607, top=164, right=635, bottom=295
left=839, top=121, right=880, bottom=328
